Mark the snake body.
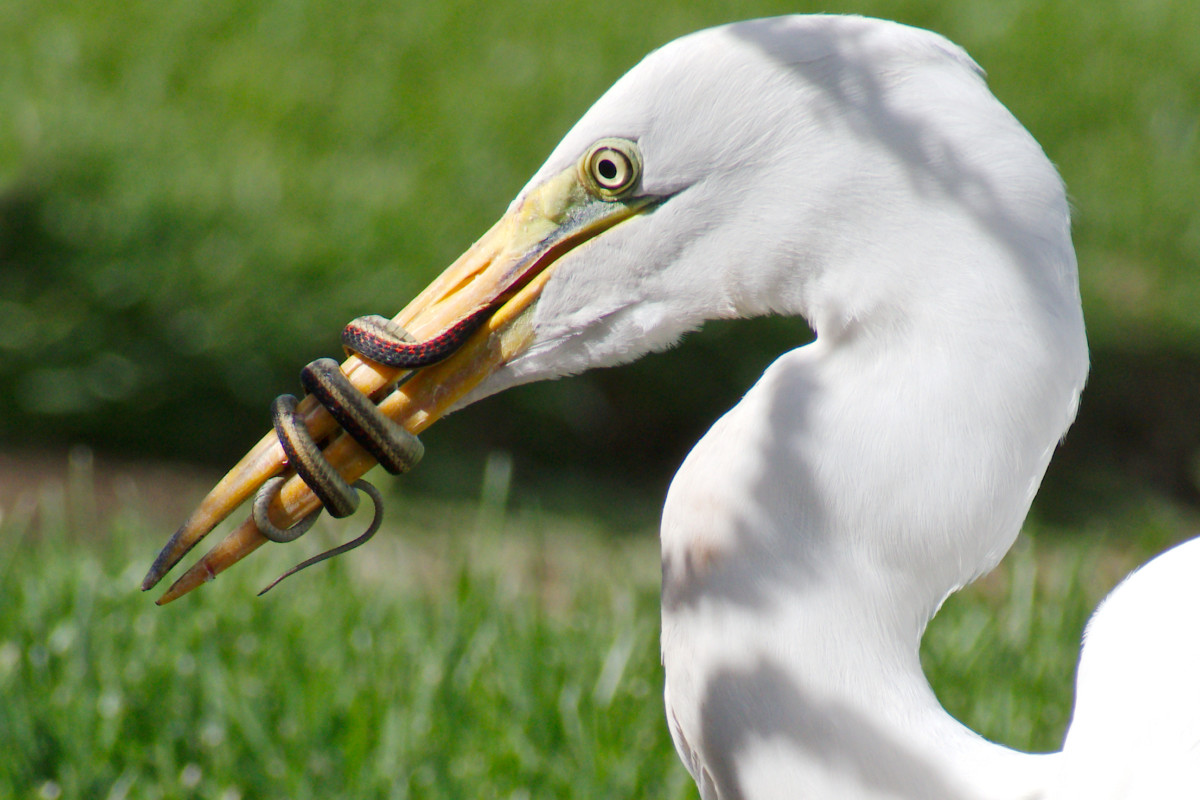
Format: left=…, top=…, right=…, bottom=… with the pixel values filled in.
left=252, top=312, right=474, bottom=591
left=341, top=308, right=489, bottom=367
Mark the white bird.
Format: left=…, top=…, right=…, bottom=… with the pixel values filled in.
left=148, top=14, right=1200, bottom=800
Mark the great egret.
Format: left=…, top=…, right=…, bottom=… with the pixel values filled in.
left=143, top=15, right=1200, bottom=799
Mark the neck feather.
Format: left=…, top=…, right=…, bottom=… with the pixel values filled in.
left=660, top=285, right=1085, bottom=797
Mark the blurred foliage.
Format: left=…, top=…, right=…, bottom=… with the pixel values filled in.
left=0, top=0, right=1197, bottom=512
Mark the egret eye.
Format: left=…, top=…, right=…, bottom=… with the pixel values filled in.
left=581, top=138, right=641, bottom=200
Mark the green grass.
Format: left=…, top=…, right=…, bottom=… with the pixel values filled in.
left=3, top=467, right=1197, bottom=798
left=2, top=478, right=687, bottom=800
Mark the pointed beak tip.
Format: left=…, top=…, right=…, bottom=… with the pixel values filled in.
left=154, top=568, right=210, bottom=606
left=154, top=586, right=187, bottom=606
left=139, top=557, right=169, bottom=593
left=139, top=523, right=192, bottom=592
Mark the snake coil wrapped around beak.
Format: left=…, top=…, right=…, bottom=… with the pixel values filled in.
left=253, top=312, right=485, bottom=592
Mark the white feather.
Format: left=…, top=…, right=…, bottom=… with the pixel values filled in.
left=462, top=15, right=1193, bottom=799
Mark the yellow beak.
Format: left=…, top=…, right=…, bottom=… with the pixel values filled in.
left=142, top=160, right=655, bottom=604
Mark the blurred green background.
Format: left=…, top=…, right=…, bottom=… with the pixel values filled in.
left=3, top=1, right=1200, bottom=798
left=2, top=0, right=1198, bottom=519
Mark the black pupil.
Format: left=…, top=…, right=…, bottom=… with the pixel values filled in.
left=597, top=157, right=619, bottom=181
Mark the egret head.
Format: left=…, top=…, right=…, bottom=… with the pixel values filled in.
left=448, top=14, right=1082, bottom=403
left=143, top=15, right=1087, bottom=602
